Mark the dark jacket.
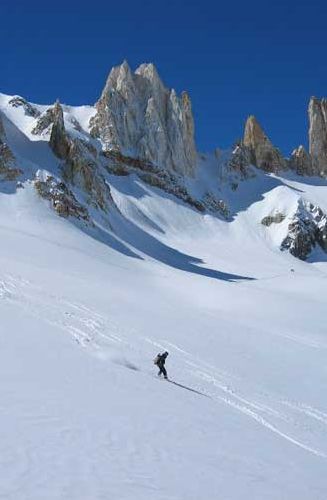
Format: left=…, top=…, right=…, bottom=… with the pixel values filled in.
left=155, top=352, right=168, bottom=378
left=156, top=352, right=168, bottom=367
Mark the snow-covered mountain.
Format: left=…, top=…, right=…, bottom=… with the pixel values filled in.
left=1, top=62, right=327, bottom=499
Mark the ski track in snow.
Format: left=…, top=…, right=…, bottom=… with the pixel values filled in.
left=194, top=372, right=327, bottom=459
left=0, top=273, right=131, bottom=349
left=280, top=400, right=327, bottom=426
left=1, top=271, right=327, bottom=464
left=268, top=329, right=327, bottom=350
left=127, top=340, right=327, bottom=460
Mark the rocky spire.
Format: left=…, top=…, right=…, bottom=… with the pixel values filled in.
left=308, top=97, right=327, bottom=175
left=243, top=115, right=286, bottom=172
left=90, top=61, right=197, bottom=177
left=49, top=100, right=71, bottom=159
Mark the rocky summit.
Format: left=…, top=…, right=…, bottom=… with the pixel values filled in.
left=90, top=61, right=197, bottom=177
left=243, top=115, right=286, bottom=173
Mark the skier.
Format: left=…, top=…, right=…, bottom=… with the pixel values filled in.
left=154, top=351, right=169, bottom=379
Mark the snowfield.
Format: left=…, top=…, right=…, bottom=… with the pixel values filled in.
left=1, top=94, right=327, bottom=499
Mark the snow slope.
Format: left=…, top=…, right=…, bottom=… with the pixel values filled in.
left=1, top=94, right=327, bottom=499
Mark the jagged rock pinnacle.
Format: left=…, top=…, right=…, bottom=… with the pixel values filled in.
left=308, top=96, right=327, bottom=176
left=89, top=61, right=197, bottom=176
left=243, top=115, right=286, bottom=172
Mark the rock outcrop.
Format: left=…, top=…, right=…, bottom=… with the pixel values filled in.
left=243, top=116, right=286, bottom=172
left=103, top=150, right=204, bottom=212
left=32, top=106, right=56, bottom=136
left=261, top=212, right=285, bottom=226
left=34, top=171, right=89, bottom=221
left=8, top=96, right=40, bottom=118
left=289, top=145, right=313, bottom=176
left=281, top=200, right=327, bottom=260
left=308, top=97, right=327, bottom=175
left=103, top=150, right=228, bottom=216
left=90, top=61, right=197, bottom=177
left=49, top=101, right=70, bottom=159
left=223, top=142, right=256, bottom=191
left=62, top=139, right=112, bottom=212
left=201, top=192, right=229, bottom=218
left=0, top=113, right=22, bottom=181
left=48, top=102, right=112, bottom=212
left=228, top=143, right=252, bottom=176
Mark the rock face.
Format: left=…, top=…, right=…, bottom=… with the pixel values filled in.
left=63, top=139, right=112, bottom=212
left=32, top=106, right=56, bottom=136
left=8, top=96, right=40, bottom=118
left=228, top=143, right=252, bottom=176
left=34, top=171, right=89, bottom=221
left=49, top=101, right=70, bottom=159
left=289, top=145, right=313, bottom=176
left=0, top=113, right=22, bottom=181
left=308, top=97, right=327, bottom=175
left=281, top=200, right=327, bottom=260
left=104, top=150, right=205, bottom=212
left=261, top=212, right=285, bottom=226
left=243, top=116, right=286, bottom=172
left=48, top=102, right=112, bottom=212
left=103, top=150, right=228, bottom=217
left=90, top=61, right=197, bottom=177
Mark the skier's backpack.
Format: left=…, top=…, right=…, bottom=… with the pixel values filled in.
left=153, top=354, right=160, bottom=365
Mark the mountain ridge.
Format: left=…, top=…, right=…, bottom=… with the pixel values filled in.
left=1, top=62, right=327, bottom=262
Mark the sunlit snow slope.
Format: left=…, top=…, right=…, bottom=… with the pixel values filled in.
left=1, top=94, right=327, bottom=500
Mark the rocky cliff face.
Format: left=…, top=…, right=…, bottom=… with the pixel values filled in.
left=289, top=145, right=313, bottom=176
left=48, top=102, right=112, bottom=213
left=32, top=106, right=56, bottom=136
left=308, top=97, right=327, bottom=176
left=103, top=150, right=228, bottom=217
left=230, top=97, right=327, bottom=178
left=90, top=61, right=197, bottom=177
left=49, top=101, right=71, bottom=159
left=34, top=171, right=90, bottom=221
left=8, top=96, right=40, bottom=118
left=37, top=97, right=224, bottom=221
left=228, top=143, right=252, bottom=177
left=0, top=113, right=22, bottom=181
left=243, top=116, right=286, bottom=173
left=281, top=200, right=327, bottom=260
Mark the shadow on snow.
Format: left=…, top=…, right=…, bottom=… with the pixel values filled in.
left=108, top=209, right=254, bottom=282
left=168, top=380, right=210, bottom=398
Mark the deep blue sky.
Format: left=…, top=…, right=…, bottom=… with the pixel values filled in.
left=1, top=0, right=327, bottom=154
